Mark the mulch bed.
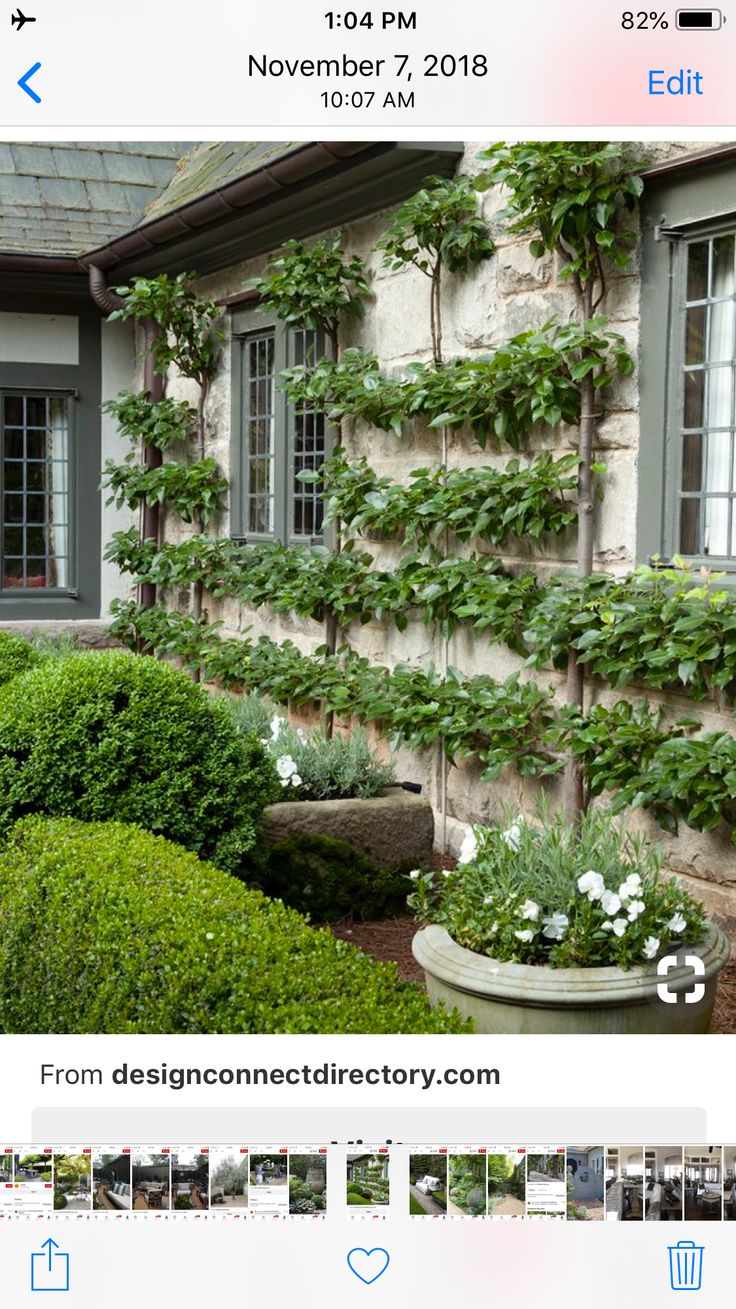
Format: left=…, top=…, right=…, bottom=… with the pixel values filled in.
left=329, top=912, right=736, bottom=1034
left=711, top=959, right=736, bottom=1033
left=330, top=914, right=423, bottom=983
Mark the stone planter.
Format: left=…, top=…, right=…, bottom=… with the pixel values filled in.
left=412, top=923, right=730, bottom=1034
left=263, top=787, right=434, bottom=868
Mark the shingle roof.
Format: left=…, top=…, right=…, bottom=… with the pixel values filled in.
left=0, top=142, right=195, bottom=256
left=141, top=141, right=300, bottom=223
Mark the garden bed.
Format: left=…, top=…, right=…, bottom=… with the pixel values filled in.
left=263, top=787, right=434, bottom=868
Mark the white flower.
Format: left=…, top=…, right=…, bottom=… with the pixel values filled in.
left=502, top=823, right=522, bottom=852
left=483, top=894, right=494, bottom=906
left=612, top=918, right=628, bottom=938
left=296, top=728, right=307, bottom=742
left=458, top=830, right=478, bottom=865
left=441, top=869, right=453, bottom=879
left=618, top=873, right=642, bottom=902
left=600, top=890, right=622, bottom=916
left=290, top=774, right=302, bottom=788
left=626, top=899, right=645, bottom=922
left=514, top=929, right=534, bottom=943
left=542, top=912, right=569, bottom=941
left=520, top=899, right=540, bottom=921
left=601, top=921, right=614, bottom=933
left=577, top=870, right=605, bottom=901
left=668, top=912, right=687, bottom=935
left=270, top=714, right=286, bottom=741
left=643, top=936, right=660, bottom=960
left=205, top=932, right=214, bottom=941
left=409, top=870, right=422, bottom=881
left=275, top=754, right=298, bottom=780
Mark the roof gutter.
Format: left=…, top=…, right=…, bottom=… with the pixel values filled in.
left=77, top=141, right=381, bottom=272
left=641, top=142, right=736, bottom=180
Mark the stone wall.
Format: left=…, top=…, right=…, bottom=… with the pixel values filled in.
left=152, top=139, right=736, bottom=931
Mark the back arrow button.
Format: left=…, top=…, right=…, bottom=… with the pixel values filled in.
left=18, top=60, right=41, bottom=102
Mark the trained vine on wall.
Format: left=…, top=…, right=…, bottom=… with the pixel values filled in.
left=104, top=145, right=736, bottom=852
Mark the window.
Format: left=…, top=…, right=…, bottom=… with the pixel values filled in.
left=680, top=232, right=736, bottom=558
left=0, top=300, right=101, bottom=620
left=2, top=392, right=72, bottom=591
left=231, top=308, right=331, bottom=543
left=639, top=159, right=736, bottom=573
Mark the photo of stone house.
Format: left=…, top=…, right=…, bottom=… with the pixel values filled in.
left=1, top=140, right=735, bottom=917
left=2, top=139, right=736, bottom=1037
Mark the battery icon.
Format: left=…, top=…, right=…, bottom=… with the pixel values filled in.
left=676, top=8, right=724, bottom=26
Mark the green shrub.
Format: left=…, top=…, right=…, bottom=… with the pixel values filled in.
left=346, top=1182, right=372, bottom=1198
left=347, top=1192, right=373, bottom=1205
left=263, top=834, right=409, bottom=922
left=0, top=650, right=279, bottom=874
left=0, top=817, right=465, bottom=1034
left=0, top=630, right=40, bottom=688
left=54, top=1192, right=68, bottom=1210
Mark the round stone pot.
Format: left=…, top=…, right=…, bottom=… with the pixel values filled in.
left=306, top=1168, right=326, bottom=1196
left=412, top=923, right=730, bottom=1034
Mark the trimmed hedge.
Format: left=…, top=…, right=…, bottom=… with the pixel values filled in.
left=0, top=817, right=465, bottom=1034
left=0, top=650, right=279, bottom=873
left=0, top=630, right=40, bottom=688
left=263, top=834, right=409, bottom=923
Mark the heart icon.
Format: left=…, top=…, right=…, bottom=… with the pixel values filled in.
left=347, top=1247, right=391, bottom=1285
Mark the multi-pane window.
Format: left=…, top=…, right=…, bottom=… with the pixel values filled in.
left=679, top=233, right=736, bottom=559
left=2, top=393, right=72, bottom=591
left=291, top=326, right=327, bottom=538
left=233, top=311, right=330, bottom=544
left=244, top=333, right=275, bottom=535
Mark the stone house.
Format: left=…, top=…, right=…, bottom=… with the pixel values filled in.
left=2, top=138, right=736, bottom=927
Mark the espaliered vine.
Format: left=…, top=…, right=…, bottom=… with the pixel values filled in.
left=105, top=273, right=224, bottom=645
left=309, top=448, right=580, bottom=547
left=104, top=147, right=736, bottom=852
left=107, top=599, right=736, bottom=846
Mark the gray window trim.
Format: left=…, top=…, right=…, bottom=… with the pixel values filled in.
left=0, top=388, right=77, bottom=598
left=0, top=299, right=101, bottom=619
left=230, top=305, right=334, bottom=546
left=639, top=161, right=736, bottom=574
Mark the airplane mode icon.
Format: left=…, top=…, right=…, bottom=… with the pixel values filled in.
left=11, top=9, right=36, bottom=29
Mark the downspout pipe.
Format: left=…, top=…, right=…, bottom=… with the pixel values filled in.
left=88, top=264, right=163, bottom=612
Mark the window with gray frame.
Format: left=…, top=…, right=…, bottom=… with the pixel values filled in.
left=231, top=308, right=331, bottom=543
left=680, top=232, right=736, bottom=559
left=2, top=391, right=73, bottom=591
left=639, top=162, right=736, bottom=572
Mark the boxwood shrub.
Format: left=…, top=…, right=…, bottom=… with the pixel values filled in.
left=0, top=650, right=279, bottom=873
left=0, top=630, right=40, bottom=687
left=0, top=817, right=465, bottom=1034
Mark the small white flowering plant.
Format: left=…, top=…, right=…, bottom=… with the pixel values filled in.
left=408, top=807, right=707, bottom=969
left=223, top=694, right=395, bottom=801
